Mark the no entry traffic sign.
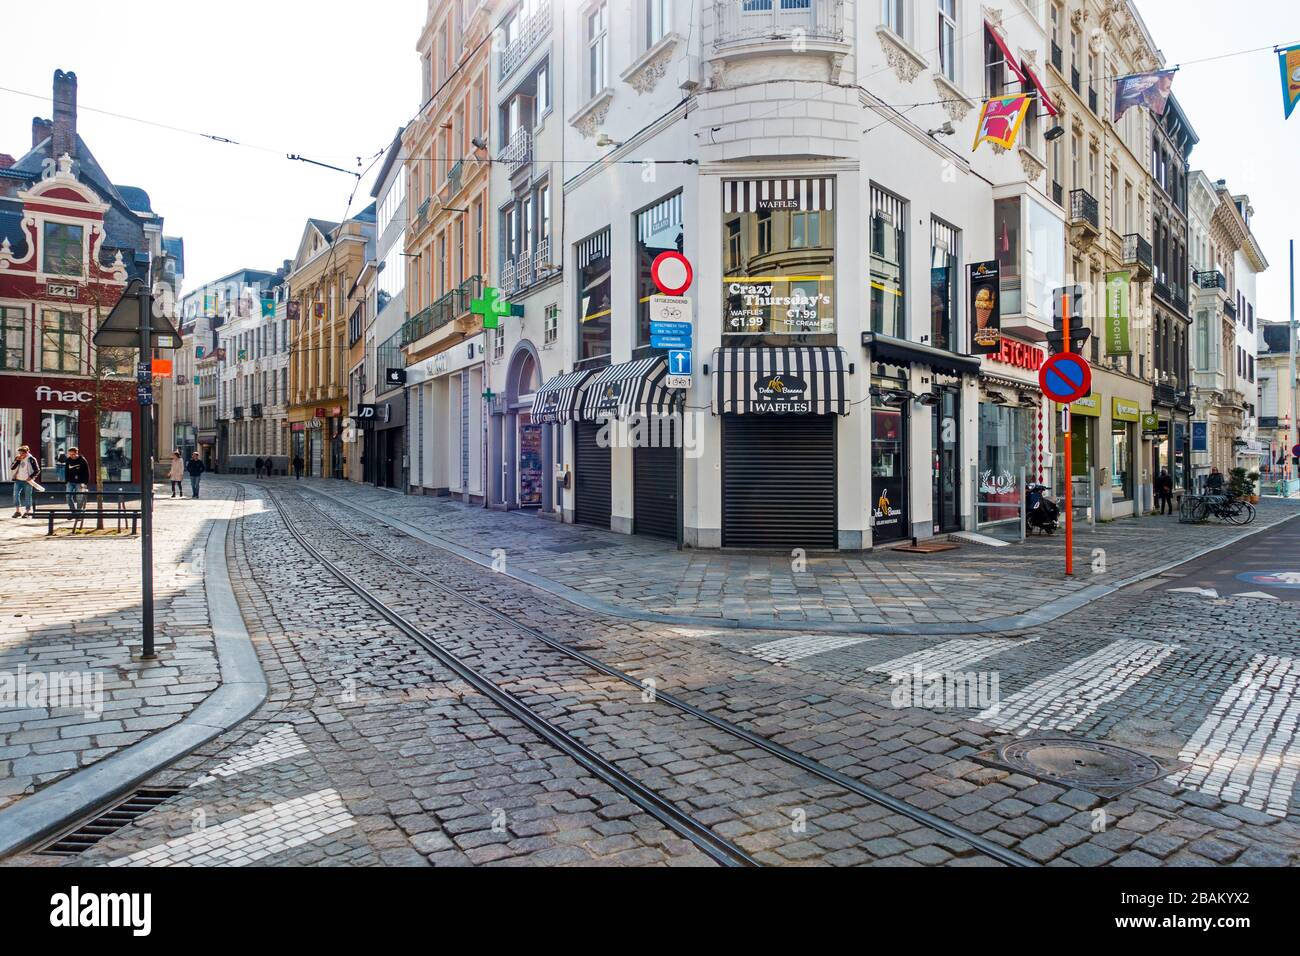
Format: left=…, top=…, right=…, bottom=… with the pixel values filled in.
left=1039, top=352, right=1092, bottom=404
left=651, top=251, right=693, bottom=296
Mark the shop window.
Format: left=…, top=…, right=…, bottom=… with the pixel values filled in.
left=930, top=219, right=959, bottom=352
left=978, top=402, right=1030, bottom=525
left=870, top=186, right=906, bottom=338
left=0, top=408, right=22, bottom=467
left=1, top=306, right=25, bottom=370
left=42, top=222, right=84, bottom=276
left=41, top=309, right=82, bottom=373
left=635, top=192, right=685, bottom=345
left=723, top=178, right=836, bottom=337
left=41, top=409, right=79, bottom=470
left=577, top=229, right=611, bottom=360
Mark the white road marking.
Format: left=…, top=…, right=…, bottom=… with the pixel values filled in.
left=869, top=638, right=1038, bottom=675
left=748, top=634, right=874, bottom=665
left=106, top=789, right=355, bottom=867
left=977, top=639, right=1178, bottom=734
left=1174, top=654, right=1300, bottom=817
left=1230, top=591, right=1280, bottom=601
left=190, top=725, right=308, bottom=788
left=1169, top=587, right=1219, bottom=598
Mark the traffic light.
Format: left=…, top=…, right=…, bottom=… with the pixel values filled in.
left=1048, top=284, right=1090, bottom=354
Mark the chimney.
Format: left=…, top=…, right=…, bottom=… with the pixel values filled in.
left=0, top=155, right=15, bottom=170
left=52, top=69, right=78, bottom=161
left=31, top=117, right=52, bottom=151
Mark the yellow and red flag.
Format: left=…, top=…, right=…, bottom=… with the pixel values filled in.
left=1280, top=45, right=1300, bottom=119
left=973, top=95, right=1032, bottom=151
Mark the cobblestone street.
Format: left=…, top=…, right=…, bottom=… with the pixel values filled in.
left=4, top=477, right=1295, bottom=868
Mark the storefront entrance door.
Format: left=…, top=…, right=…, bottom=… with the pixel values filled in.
left=871, top=406, right=908, bottom=543
left=931, top=386, right=961, bottom=533
left=518, top=417, right=543, bottom=508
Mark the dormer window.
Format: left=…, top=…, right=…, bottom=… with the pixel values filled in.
left=43, top=222, right=84, bottom=276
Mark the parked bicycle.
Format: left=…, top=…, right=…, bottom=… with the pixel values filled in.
left=1178, top=493, right=1256, bottom=525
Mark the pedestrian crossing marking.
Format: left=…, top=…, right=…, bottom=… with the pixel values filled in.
left=1230, top=591, right=1280, bottom=601
left=748, top=634, right=874, bottom=665
left=977, top=639, right=1178, bottom=735
left=190, top=725, right=308, bottom=788
left=1173, top=654, right=1300, bottom=817
left=1169, top=587, right=1219, bottom=598
left=106, top=789, right=354, bottom=867
left=868, top=638, right=1039, bottom=676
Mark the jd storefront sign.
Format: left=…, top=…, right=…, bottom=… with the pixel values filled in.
left=721, top=177, right=836, bottom=336
left=1105, top=271, right=1131, bottom=355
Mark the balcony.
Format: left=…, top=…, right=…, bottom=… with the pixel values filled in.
left=1121, top=234, right=1152, bottom=279
left=414, top=197, right=431, bottom=231
left=1050, top=41, right=1062, bottom=73
left=499, top=0, right=551, bottom=82
left=251, top=404, right=264, bottom=419
left=500, top=128, right=531, bottom=178
left=1154, top=383, right=1177, bottom=406
left=234, top=406, right=244, bottom=420
left=1224, top=298, right=1238, bottom=321
left=445, top=159, right=463, bottom=199
left=1196, top=270, right=1227, bottom=291
left=1068, top=188, right=1100, bottom=238
left=713, top=0, right=845, bottom=48
left=403, top=275, right=483, bottom=346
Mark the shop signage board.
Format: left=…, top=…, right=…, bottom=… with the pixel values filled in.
left=1039, top=353, right=1092, bottom=404
left=968, top=260, right=1002, bottom=354
left=1192, top=421, right=1208, bottom=451
left=1112, top=398, right=1141, bottom=423
left=1141, top=412, right=1160, bottom=435
left=1056, top=394, right=1100, bottom=416
left=1105, top=271, right=1132, bottom=355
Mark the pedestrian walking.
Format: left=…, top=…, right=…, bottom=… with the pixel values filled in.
left=1155, top=468, right=1174, bottom=515
left=253, top=456, right=264, bottom=479
left=168, top=451, right=185, bottom=497
left=64, top=446, right=90, bottom=518
left=292, top=454, right=304, bottom=480
left=9, top=444, right=41, bottom=518
left=1206, top=466, right=1224, bottom=496
left=186, top=452, right=205, bottom=499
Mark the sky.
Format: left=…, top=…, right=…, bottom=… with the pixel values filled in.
left=0, top=0, right=1295, bottom=321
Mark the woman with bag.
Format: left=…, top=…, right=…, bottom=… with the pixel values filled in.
left=168, top=451, right=185, bottom=498
left=10, top=444, right=42, bottom=518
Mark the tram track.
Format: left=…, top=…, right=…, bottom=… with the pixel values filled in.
left=267, top=484, right=1036, bottom=868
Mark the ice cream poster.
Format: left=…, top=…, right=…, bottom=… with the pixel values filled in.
left=968, top=260, right=1002, bottom=355
left=972, top=95, right=1031, bottom=151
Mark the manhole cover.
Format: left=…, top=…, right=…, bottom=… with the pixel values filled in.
left=971, top=737, right=1182, bottom=797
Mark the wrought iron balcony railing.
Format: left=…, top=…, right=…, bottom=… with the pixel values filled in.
left=713, top=0, right=845, bottom=48
left=1121, top=233, right=1152, bottom=274
left=1196, top=270, right=1226, bottom=291
left=1050, top=41, right=1062, bottom=72
left=403, top=275, right=483, bottom=345
left=500, top=128, right=531, bottom=176
left=499, top=0, right=551, bottom=81
left=1069, top=188, right=1099, bottom=231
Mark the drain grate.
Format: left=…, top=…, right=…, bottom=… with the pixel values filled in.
left=38, top=788, right=183, bottom=856
left=972, top=738, right=1182, bottom=798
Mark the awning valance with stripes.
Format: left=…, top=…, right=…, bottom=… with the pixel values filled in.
left=713, top=347, right=849, bottom=416
left=723, top=177, right=836, bottom=214
left=579, top=356, right=674, bottom=421
left=531, top=369, right=593, bottom=425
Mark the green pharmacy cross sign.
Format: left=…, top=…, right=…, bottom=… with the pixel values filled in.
left=470, top=286, right=523, bottom=330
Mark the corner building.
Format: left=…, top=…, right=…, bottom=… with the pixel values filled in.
left=512, top=0, right=1059, bottom=550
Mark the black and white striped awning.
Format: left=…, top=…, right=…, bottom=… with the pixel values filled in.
left=578, top=356, right=674, bottom=421
left=723, top=177, right=836, bottom=214
left=713, top=347, right=849, bottom=416
left=531, top=369, right=593, bottom=425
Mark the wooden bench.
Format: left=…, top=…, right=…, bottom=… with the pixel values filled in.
left=44, top=507, right=141, bottom=536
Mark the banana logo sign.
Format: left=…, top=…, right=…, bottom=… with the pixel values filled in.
left=752, top=374, right=809, bottom=412
left=877, top=491, right=891, bottom=515
left=766, top=377, right=785, bottom=393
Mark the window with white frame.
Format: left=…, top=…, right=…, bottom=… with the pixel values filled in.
left=646, top=0, right=670, bottom=48
left=882, top=0, right=907, bottom=38
left=937, top=0, right=957, bottom=82
left=1, top=306, right=25, bottom=371
left=493, top=325, right=505, bottom=361
left=544, top=303, right=559, bottom=345
left=587, top=3, right=609, bottom=98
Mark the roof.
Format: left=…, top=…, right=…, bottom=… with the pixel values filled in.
left=309, top=218, right=340, bottom=241
left=370, top=128, right=407, bottom=200
left=350, top=202, right=377, bottom=225
left=116, top=185, right=154, bottom=214
left=162, top=236, right=185, bottom=276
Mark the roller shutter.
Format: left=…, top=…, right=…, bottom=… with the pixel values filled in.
left=722, top=415, right=836, bottom=550
left=574, top=421, right=611, bottom=529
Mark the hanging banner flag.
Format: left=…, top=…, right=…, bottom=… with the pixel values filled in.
left=1279, top=45, right=1300, bottom=119
left=314, top=303, right=325, bottom=319
left=1113, top=69, right=1176, bottom=122
left=968, top=260, right=1002, bottom=354
left=973, top=95, right=1032, bottom=150
left=1105, top=271, right=1131, bottom=355
left=261, top=298, right=276, bottom=318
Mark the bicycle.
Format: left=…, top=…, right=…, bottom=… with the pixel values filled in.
left=1180, top=493, right=1255, bottom=525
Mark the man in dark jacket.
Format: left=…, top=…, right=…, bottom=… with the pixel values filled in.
left=64, top=446, right=91, bottom=517
left=1155, top=468, right=1174, bottom=515
left=292, top=454, right=304, bottom=480
left=186, top=453, right=206, bottom=499
left=1206, top=467, right=1224, bottom=495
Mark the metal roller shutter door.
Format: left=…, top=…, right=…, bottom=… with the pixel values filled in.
left=574, top=421, right=612, bottom=529
left=723, top=415, right=836, bottom=550
left=633, top=444, right=677, bottom=540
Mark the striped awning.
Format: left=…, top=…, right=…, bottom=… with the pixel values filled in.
left=723, top=177, right=835, bottom=214
left=531, top=369, right=593, bottom=425
left=713, top=347, right=849, bottom=416
left=578, top=356, right=674, bottom=421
